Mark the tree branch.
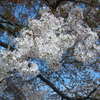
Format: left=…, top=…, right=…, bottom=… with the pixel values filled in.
left=0, top=41, right=15, bottom=51
left=85, top=84, right=100, bottom=99
left=43, top=0, right=100, bottom=10
left=37, top=74, right=72, bottom=100
left=0, top=14, right=25, bottom=36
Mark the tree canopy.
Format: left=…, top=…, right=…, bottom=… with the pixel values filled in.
left=0, top=0, right=100, bottom=100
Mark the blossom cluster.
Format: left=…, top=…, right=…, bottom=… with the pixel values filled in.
left=0, top=8, right=100, bottom=80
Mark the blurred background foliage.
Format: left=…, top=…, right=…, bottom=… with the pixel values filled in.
left=0, top=0, right=99, bottom=34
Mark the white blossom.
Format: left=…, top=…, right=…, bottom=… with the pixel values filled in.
left=0, top=8, right=99, bottom=79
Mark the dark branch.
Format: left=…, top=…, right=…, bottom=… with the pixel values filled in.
left=43, top=0, right=100, bottom=10
left=85, top=84, right=100, bottom=99
left=0, top=14, right=25, bottom=36
left=37, top=74, right=72, bottom=100
left=0, top=41, right=15, bottom=51
left=43, top=0, right=76, bottom=10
